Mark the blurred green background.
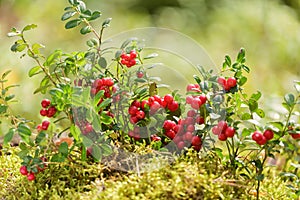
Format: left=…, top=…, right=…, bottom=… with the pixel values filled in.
left=0, top=0, right=299, bottom=132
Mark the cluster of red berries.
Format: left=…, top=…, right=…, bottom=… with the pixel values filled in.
left=128, top=94, right=179, bottom=124
left=212, top=121, right=236, bottom=141
left=91, top=77, right=116, bottom=98
left=217, top=76, right=237, bottom=91
left=19, top=157, right=47, bottom=181
left=120, top=50, right=137, bottom=68
left=39, top=99, right=57, bottom=118
left=163, top=116, right=202, bottom=151
left=185, top=84, right=207, bottom=110
left=252, top=130, right=274, bottom=145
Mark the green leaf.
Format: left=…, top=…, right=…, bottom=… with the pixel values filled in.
left=256, top=174, right=264, bottom=181
left=242, top=64, right=250, bottom=73
left=238, top=76, right=247, bottom=86
left=248, top=99, right=258, bottom=112
left=51, top=153, right=66, bottom=162
left=80, top=26, right=91, bottom=34
left=82, top=135, right=94, bottom=147
left=77, top=1, right=86, bottom=12
left=34, top=84, right=52, bottom=94
left=35, top=131, right=46, bottom=145
left=70, top=124, right=81, bottom=141
left=101, top=143, right=113, bottom=156
left=17, top=123, right=31, bottom=136
left=98, top=57, right=107, bottom=68
left=250, top=91, right=262, bottom=101
left=224, top=55, right=231, bottom=67
left=58, top=142, right=69, bottom=156
left=294, top=81, right=300, bottom=93
left=268, top=122, right=284, bottom=132
left=92, top=145, right=102, bottom=161
left=255, top=109, right=265, bottom=118
left=22, top=24, right=37, bottom=32
left=241, top=113, right=252, bottom=120
left=102, top=18, right=112, bottom=28
left=3, top=128, right=15, bottom=145
left=0, top=104, right=8, bottom=114
left=87, top=39, right=98, bottom=47
left=1, top=70, right=12, bottom=80
left=236, top=48, right=245, bottom=63
left=284, top=93, right=295, bottom=107
left=5, top=94, right=15, bottom=102
left=65, top=19, right=81, bottom=29
left=28, top=66, right=41, bottom=77
left=89, top=11, right=101, bottom=21
left=61, top=11, right=76, bottom=21
left=98, top=98, right=112, bottom=110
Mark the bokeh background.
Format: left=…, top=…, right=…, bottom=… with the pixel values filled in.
left=0, top=0, right=299, bottom=134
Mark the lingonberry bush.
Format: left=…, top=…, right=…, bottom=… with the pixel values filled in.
left=1, top=0, right=299, bottom=199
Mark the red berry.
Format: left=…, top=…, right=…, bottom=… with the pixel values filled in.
left=136, top=71, right=144, bottom=78
left=129, top=116, right=139, bottom=124
left=263, top=130, right=274, bottom=141
left=218, top=133, right=227, bottom=141
left=191, top=98, right=202, bottom=109
left=150, top=135, right=161, bottom=141
left=47, top=106, right=57, bottom=117
left=163, top=120, right=175, bottom=130
left=37, top=124, right=43, bottom=132
left=128, top=59, right=136, bottom=67
left=174, top=124, right=184, bottom=134
left=167, top=101, right=179, bottom=112
left=84, top=123, right=93, bottom=134
left=256, top=135, right=267, bottom=145
left=40, top=109, right=48, bottom=116
left=199, top=94, right=207, bottom=104
left=128, top=106, right=139, bottom=116
left=183, top=131, right=193, bottom=142
left=27, top=172, right=35, bottom=181
left=227, top=77, right=237, bottom=88
left=252, top=131, right=263, bottom=142
left=225, top=127, right=235, bottom=138
left=185, top=117, right=195, bottom=125
left=150, top=101, right=161, bottom=113
left=217, top=121, right=228, bottom=132
left=20, top=165, right=28, bottom=176
left=41, top=120, right=50, bottom=130
left=91, top=88, right=98, bottom=95
left=164, top=94, right=174, bottom=104
left=186, top=96, right=194, bottom=104
left=131, top=100, right=141, bottom=108
left=136, top=110, right=145, bottom=120
left=212, top=126, right=221, bottom=135
left=87, top=147, right=93, bottom=156
left=128, top=131, right=135, bottom=138
left=191, top=136, right=202, bottom=146
left=217, top=77, right=226, bottom=86
left=130, top=50, right=137, bottom=59
left=141, top=100, right=149, bottom=110
left=165, top=130, right=176, bottom=139
left=121, top=59, right=128, bottom=65
left=290, top=133, right=300, bottom=140
left=176, top=141, right=186, bottom=150
left=187, top=109, right=197, bottom=117
left=223, top=82, right=231, bottom=91
left=186, top=124, right=195, bottom=132
left=196, top=116, right=205, bottom=124
left=41, top=99, right=51, bottom=108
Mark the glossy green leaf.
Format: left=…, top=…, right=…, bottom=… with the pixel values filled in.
left=17, top=123, right=31, bottom=136
left=65, top=19, right=81, bottom=29
left=0, top=104, right=8, bottom=114
left=80, top=26, right=91, bottom=34
left=92, top=145, right=102, bottom=161
left=98, top=57, right=107, bottom=68
left=284, top=93, right=295, bottom=107
left=51, top=153, right=66, bottom=162
left=58, top=142, right=69, bottom=156
left=102, top=18, right=112, bottom=28
left=101, top=143, right=113, bottom=156
left=61, top=11, right=76, bottom=21
left=3, top=128, right=15, bottom=145
left=22, top=24, right=37, bottom=32
left=89, top=11, right=101, bottom=21
left=28, top=66, right=41, bottom=77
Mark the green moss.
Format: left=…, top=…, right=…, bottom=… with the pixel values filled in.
left=0, top=148, right=296, bottom=199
